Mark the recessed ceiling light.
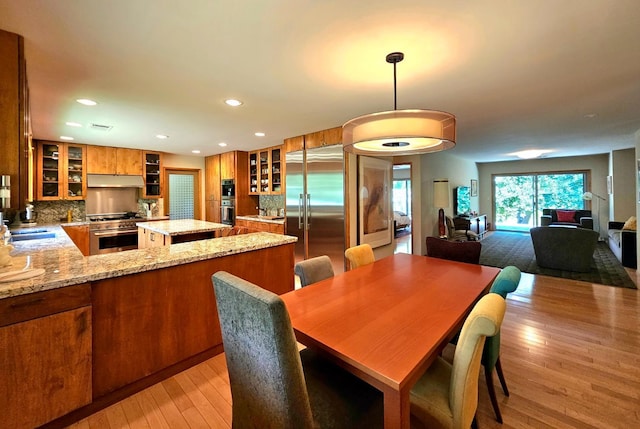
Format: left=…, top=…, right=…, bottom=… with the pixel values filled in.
left=255, top=132, right=265, bottom=137
left=66, top=121, right=82, bottom=127
left=156, top=134, right=169, bottom=139
left=60, top=136, right=75, bottom=141
left=225, top=99, right=243, bottom=107
left=192, top=150, right=201, bottom=154
left=584, top=113, right=598, bottom=119
left=76, top=98, right=97, bottom=106
left=218, top=142, right=227, bottom=147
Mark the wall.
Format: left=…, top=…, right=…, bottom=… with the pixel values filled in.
left=611, top=148, right=635, bottom=220
left=163, top=154, right=206, bottom=219
left=477, top=154, right=609, bottom=232
left=636, top=129, right=640, bottom=268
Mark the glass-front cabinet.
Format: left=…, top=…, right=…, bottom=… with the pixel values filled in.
left=248, top=145, right=283, bottom=195
left=143, top=151, right=163, bottom=198
left=36, top=141, right=86, bottom=201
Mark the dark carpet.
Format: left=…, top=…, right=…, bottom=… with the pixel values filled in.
left=479, top=231, right=637, bottom=289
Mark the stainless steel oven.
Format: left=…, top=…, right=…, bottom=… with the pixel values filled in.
left=88, top=214, right=142, bottom=255
left=221, top=199, right=234, bottom=226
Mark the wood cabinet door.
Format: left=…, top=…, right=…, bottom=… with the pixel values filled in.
left=87, top=145, right=117, bottom=174
left=205, top=199, right=220, bottom=223
left=0, top=307, right=92, bottom=429
left=284, top=135, right=304, bottom=153
left=220, top=151, right=235, bottom=180
left=62, top=224, right=90, bottom=255
left=205, top=154, right=221, bottom=201
left=116, top=148, right=143, bottom=175
left=323, top=126, right=342, bottom=146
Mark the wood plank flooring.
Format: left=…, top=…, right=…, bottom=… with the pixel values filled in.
left=68, top=271, right=640, bottom=429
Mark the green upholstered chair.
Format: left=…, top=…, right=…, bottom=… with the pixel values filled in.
left=345, top=243, right=375, bottom=270
left=294, top=255, right=335, bottom=287
left=212, top=271, right=383, bottom=429
left=426, top=236, right=482, bottom=265
left=410, top=293, right=507, bottom=429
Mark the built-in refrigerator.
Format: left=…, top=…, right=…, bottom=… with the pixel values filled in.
left=286, top=145, right=345, bottom=274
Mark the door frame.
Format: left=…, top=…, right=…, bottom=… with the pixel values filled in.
left=163, top=168, right=202, bottom=219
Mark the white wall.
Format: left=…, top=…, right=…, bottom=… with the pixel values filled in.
left=611, top=148, right=635, bottom=220
left=477, top=154, right=609, bottom=232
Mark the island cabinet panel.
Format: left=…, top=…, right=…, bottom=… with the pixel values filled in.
left=62, top=223, right=90, bottom=255
left=0, top=284, right=92, bottom=429
left=91, top=242, right=294, bottom=398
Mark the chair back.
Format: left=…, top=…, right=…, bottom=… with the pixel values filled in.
left=450, top=293, right=506, bottom=429
left=482, top=266, right=521, bottom=370
left=425, top=237, right=482, bottom=264
left=345, top=244, right=375, bottom=269
left=294, top=255, right=335, bottom=287
left=212, top=271, right=314, bottom=429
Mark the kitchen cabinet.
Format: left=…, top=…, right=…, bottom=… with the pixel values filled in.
left=220, top=151, right=236, bottom=180
left=86, top=146, right=143, bottom=175
left=205, top=154, right=221, bottom=222
left=248, top=145, right=283, bottom=195
left=236, top=218, right=285, bottom=234
left=304, top=126, right=342, bottom=149
left=0, top=284, right=92, bottom=429
left=143, top=151, right=163, bottom=198
left=1, top=29, right=32, bottom=210
left=35, top=140, right=87, bottom=201
left=62, top=223, right=90, bottom=256
left=284, top=135, right=304, bottom=153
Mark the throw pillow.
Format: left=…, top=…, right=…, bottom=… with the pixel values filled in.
left=556, top=210, right=576, bottom=223
left=622, top=216, right=637, bottom=231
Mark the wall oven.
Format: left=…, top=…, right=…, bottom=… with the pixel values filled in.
left=221, top=199, right=234, bottom=225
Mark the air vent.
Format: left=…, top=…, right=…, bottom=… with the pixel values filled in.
left=90, top=123, right=113, bottom=131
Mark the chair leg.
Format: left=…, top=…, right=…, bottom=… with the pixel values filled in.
left=495, top=357, right=510, bottom=396
left=485, top=367, right=503, bottom=424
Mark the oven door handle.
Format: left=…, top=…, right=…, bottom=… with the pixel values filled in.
left=92, top=229, right=138, bottom=237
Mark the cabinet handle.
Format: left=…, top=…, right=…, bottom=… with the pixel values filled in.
left=10, top=297, right=46, bottom=308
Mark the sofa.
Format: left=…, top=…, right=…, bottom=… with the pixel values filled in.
left=607, top=220, right=637, bottom=268
left=540, top=209, right=593, bottom=229
left=530, top=226, right=598, bottom=272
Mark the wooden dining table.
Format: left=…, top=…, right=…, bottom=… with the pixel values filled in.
left=280, top=253, right=501, bottom=429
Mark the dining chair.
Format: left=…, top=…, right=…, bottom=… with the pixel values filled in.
left=425, top=236, right=482, bottom=264
left=410, top=293, right=506, bottom=429
left=212, top=271, right=383, bottom=429
left=344, top=243, right=375, bottom=270
left=294, top=255, right=335, bottom=287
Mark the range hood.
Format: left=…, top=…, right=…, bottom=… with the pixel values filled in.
left=87, top=174, right=144, bottom=188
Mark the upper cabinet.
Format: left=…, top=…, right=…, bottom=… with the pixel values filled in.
left=249, top=145, right=283, bottom=195
left=35, top=141, right=86, bottom=201
left=143, top=151, right=163, bottom=198
left=284, top=135, right=304, bottom=153
left=220, top=151, right=236, bottom=180
left=87, top=146, right=142, bottom=175
left=1, top=29, right=31, bottom=209
left=304, top=126, right=342, bottom=150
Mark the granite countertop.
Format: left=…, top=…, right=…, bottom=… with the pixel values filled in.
left=0, top=224, right=296, bottom=300
left=236, top=215, right=285, bottom=225
left=136, top=219, right=230, bottom=235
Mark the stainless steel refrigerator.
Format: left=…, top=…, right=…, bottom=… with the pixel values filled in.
left=286, top=145, right=345, bottom=274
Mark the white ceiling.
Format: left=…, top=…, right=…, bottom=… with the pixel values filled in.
left=1, top=0, right=639, bottom=162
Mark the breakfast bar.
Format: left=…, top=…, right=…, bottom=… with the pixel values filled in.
left=0, top=226, right=296, bottom=428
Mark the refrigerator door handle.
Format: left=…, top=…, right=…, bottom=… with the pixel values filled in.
left=306, top=194, right=311, bottom=229
left=298, top=194, right=304, bottom=229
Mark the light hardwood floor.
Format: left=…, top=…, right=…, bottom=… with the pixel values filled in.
left=68, top=271, right=639, bottom=429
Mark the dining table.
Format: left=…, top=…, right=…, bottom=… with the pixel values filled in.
left=280, top=253, right=501, bottom=429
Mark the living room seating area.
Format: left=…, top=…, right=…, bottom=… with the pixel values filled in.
left=540, top=209, right=593, bottom=229
left=530, top=226, right=599, bottom=272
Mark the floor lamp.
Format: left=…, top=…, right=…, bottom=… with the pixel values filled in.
left=434, top=179, right=450, bottom=238
left=583, top=191, right=605, bottom=240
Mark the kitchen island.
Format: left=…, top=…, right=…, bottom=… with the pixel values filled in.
left=137, top=218, right=230, bottom=248
left=0, top=225, right=296, bottom=428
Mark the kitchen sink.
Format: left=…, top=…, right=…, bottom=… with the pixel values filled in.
left=10, top=229, right=56, bottom=241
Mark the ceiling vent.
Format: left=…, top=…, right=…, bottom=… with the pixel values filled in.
left=90, top=123, right=113, bottom=131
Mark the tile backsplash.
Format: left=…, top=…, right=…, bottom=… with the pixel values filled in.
left=32, top=200, right=86, bottom=224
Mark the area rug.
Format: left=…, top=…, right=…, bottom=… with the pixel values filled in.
left=479, top=231, right=637, bottom=289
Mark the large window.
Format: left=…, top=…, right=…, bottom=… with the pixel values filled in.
left=493, top=172, right=588, bottom=232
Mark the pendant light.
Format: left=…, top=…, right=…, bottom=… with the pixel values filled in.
left=342, top=52, right=456, bottom=156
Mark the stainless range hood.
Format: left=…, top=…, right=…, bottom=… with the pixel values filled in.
left=87, top=174, right=144, bottom=188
